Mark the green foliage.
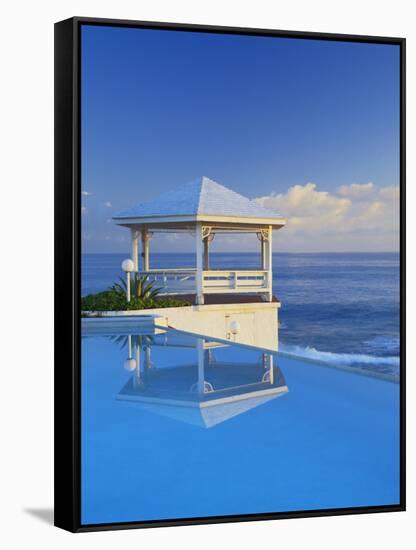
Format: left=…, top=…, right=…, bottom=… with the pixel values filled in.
left=81, top=272, right=191, bottom=313
left=110, top=273, right=161, bottom=300
left=81, top=289, right=191, bottom=312
left=81, top=290, right=127, bottom=312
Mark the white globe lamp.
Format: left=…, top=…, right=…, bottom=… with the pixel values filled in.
left=123, top=358, right=137, bottom=372
left=121, top=258, right=135, bottom=302
left=229, top=320, right=240, bottom=336
left=121, top=259, right=135, bottom=273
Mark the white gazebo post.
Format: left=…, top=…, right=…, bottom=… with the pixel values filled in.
left=260, top=232, right=267, bottom=270
left=145, top=345, right=151, bottom=370
left=130, top=229, right=139, bottom=272
left=203, top=237, right=209, bottom=270
left=134, top=339, right=141, bottom=386
left=195, top=223, right=204, bottom=305
left=266, top=225, right=273, bottom=302
left=141, top=230, right=150, bottom=272
left=262, top=352, right=274, bottom=384
left=197, top=337, right=205, bottom=394
left=203, top=227, right=212, bottom=270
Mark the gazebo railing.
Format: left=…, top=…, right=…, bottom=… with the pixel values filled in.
left=141, top=269, right=270, bottom=295
left=142, top=269, right=197, bottom=294
left=203, top=270, right=268, bottom=293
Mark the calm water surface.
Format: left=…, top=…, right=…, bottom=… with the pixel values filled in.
left=81, top=328, right=400, bottom=525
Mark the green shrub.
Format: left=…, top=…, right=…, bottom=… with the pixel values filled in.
left=81, top=289, right=191, bottom=312
left=110, top=273, right=161, bottom=300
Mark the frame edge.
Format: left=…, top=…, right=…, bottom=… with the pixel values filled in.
left=54, top=17, right=81, bottom=533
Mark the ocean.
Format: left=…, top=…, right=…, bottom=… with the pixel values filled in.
left=81, top=252, right=400, bottom=378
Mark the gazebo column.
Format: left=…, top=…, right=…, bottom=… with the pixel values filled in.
left=262, top=352, right=274, bottom=384
left=203, top=238, right=210, bottom=270
left=141, top=230, right=150, bottom=271
left=144, top=345, right=151, bottom=369
left=197, top=337, right=205, bottom=394
left=130, top=229, right=140, bottom=272
left=202, top=226, right=213, bottom=271
left=195, top=223, right=204, bottom=305
left=265, top=226, right=273, bottom=302
left=261, top=234, right=267, bottom=270
left=133, top=340, right=142, bottom=388
left=258, top=228, right=272, bottom=301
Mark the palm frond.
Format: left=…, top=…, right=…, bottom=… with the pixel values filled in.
left=108, top=272, right=162, bottom=300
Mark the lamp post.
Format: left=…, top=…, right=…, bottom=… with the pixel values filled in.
left=121, top=258, right=135, bottom=302
left=123, top=335, right=137, bottom=371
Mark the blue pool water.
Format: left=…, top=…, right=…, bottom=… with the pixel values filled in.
left=82, top=252, right=400, bottom=378
left=81, top=327, right=400, bottom=525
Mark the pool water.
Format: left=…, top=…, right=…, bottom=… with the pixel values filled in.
left=81, top=327, right=400, bottom=525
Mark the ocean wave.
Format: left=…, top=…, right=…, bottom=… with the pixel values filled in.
left=279, top=343, right=400, bottom=369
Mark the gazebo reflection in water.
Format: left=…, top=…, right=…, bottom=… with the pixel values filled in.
left=114, top=329, right=288, bottom=429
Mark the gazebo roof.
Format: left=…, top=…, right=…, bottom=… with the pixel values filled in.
left=113, top=176, right=286, bottom=228
left=117, top=390, right=287, bottom=429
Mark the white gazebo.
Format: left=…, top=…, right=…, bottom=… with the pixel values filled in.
left=112, top=176, right=286, bottom=304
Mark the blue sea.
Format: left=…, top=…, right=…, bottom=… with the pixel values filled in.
left=82, top=252, right=400, bottom=378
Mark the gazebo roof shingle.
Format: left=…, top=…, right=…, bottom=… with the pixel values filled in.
left=113, top=176, right=282, bottom=221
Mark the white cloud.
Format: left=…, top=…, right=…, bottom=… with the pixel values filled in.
left=81, top=190, right=93, bottom=196
left=379, top=186, right=400, bottom=200
left=81, top=206, right=87, bottom=215
left=337, top=182, right=375, bottom=198
left=255, top=182, right=399, bottom=252
left=104, top=201, right=112, bottom=208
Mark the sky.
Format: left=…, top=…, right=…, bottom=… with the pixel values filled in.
left=81, top=24, right=400, bottom=253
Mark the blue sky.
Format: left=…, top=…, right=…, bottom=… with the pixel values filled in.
left=81, top=25, right=400, bottom=253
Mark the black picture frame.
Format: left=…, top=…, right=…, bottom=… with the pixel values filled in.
left=54, top=16, right=406, bottom=533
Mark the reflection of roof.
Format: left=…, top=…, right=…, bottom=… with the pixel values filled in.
left=117, top=365, right=288, bottom=428
left=113, top=176, right=286, bottom=226
left=125, top=392, right=287, bottom=429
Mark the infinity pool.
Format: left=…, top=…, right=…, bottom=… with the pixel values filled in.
left=81, top=326, right=400, bottom=525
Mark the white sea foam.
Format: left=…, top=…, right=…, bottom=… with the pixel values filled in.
left=279, top=343, right=400, bottom=368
